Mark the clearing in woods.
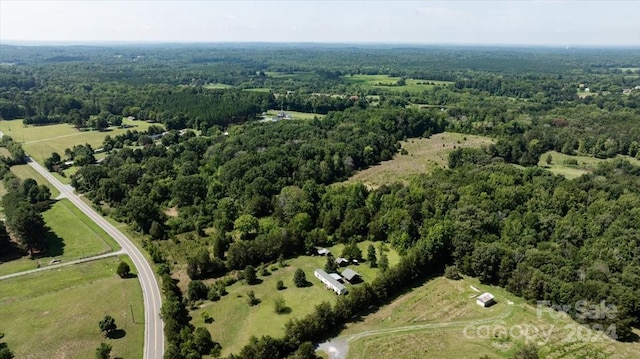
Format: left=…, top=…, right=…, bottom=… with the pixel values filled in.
left=342, top=74, right=453, bottom=93
left=264, top=110, right=326, bottom=120
left=344, top=132, right=494, bottom=188
left=538, top=151, right=640, bottom=180
left=187, top=241, right=399, bottom=357
left=0, top=257, right=144, bottom=359
left=323, top=276, right=640, bottom=359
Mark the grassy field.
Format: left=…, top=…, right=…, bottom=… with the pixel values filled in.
left=203, top=83, right=234, bottom=89
left=243, top=87, right=272, bottom=93
left=264, top=110, right=326, bottom=120
left=0, top=118, right=156, bottom=163
left=0, top=256, right=144, bottom=359
left=52, top=165, right=77, bottom=185
left=0, top=199, right=118, bottom=276
left=265, top=71, right=317, bottom=80
left=10, top=164, right=60, bottom=198
left=344, top=132, right=494, bottom=188
left=0, top=147, right=11, bottom=158
left=342, top=74, right=453, bottom=94
left=339, top=276, right=639, bottom=359
left=189, top=241, right=399, bottom=357
left=539, top=151, right=640, bottom=179
left=577, top=90, right=595, bottom=98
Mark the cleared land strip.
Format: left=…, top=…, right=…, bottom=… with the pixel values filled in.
left=318, top=305, right=513, bottom=359
left=0, top=250, right=124, bottom=281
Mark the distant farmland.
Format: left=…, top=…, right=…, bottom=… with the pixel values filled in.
left=342, top=74, right=453, bottom=93
left=0, top=118, right=156, bottom=163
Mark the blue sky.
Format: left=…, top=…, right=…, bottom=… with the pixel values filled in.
left=1, top=1, right=639, bottom=46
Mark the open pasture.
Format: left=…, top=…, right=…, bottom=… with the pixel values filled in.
left=0, top=256, right=144, bottom=359
left=342, top=74, right=453, bottom=93
left=539, top=151, right=640, bottom=180
left=339, top=276, right=639, bottom=359
left=0, top=118, right=156, bottom=163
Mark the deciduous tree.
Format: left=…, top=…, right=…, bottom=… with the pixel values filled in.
left=116, top=261, right=130, bottom=278
left=95, top=342, right=112, bottom=359
left=98, top=315, right=117, bottom=338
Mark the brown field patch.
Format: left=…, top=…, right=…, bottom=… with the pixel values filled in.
left=343, top=132, right=493, bottom=188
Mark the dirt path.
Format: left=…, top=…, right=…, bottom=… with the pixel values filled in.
left=0, top=250, right=125, bottom=281
left=22, top=131, right=87, bottom=144
left=317, top=305, right=514, bottom=359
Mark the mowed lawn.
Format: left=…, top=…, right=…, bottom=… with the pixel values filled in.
left=0, top=199, right=118, bottom=276
left=345, top=132, right=494, bottom=188
left=0, top=118, right=156, bottom=163
left=341, top=276, right=640, bottom=359
left=0, top=256, right=144, bottom=359
left=190, top=241, right=399, bottom=357
left=539, top=151, right=640, bottom=180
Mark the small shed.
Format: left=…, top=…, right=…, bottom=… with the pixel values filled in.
left=317, top=248, right=330, bottom=256
left=476, top=292, right=495, bottom=307
left=335, top=257, right=349, bottom=267
left=341, top=268, right=361, bottom=283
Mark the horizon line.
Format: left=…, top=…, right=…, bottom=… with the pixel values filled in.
left=1, top=39, right=639, bottom=49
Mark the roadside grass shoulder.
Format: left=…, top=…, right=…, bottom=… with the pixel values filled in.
left=0, top=256, right=144, bottom=359
left=0, top=199, right=118, bottom=276
left=51, top=165, right=77, bottom=185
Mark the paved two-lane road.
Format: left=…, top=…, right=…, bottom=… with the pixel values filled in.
left=25, top=156, right=164, bottom=359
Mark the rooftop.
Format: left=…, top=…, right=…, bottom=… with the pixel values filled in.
left=317, top=248, right=330, bottom=255
left=477, top=292, right=495, bottom=303
left=342, top=268, right=360, bottom=281
left=314, top=269, right=346, bottom=292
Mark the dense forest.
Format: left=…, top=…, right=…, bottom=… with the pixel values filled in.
left=1, top=44, right=640, bottom=359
